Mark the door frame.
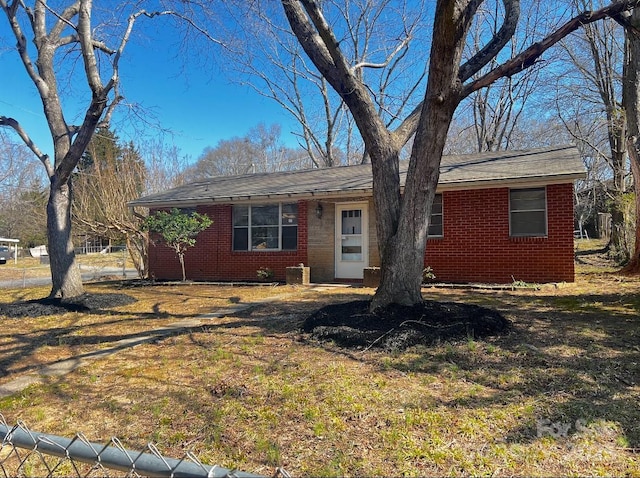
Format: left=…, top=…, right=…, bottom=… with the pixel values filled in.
left=334, top=201, right=369, bottom=279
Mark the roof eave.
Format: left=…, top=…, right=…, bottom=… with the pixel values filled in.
left=129, top=172, right=585, bottom=209
left=128, top=188, right=374, bottom=209
left=436, top=172, right=587, bottom=191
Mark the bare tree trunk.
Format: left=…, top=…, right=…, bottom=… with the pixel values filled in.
left=179, top=254, right=187, bottom=281
left=371, top=121, right=453, bottom=307
left=125, top=233, right=148, bottom=279
left=606, top=118, right=629, bottom=261
left=624, top=143, right=640, bottom=271
left=622, top=8, right=640, bottom=272
left=47, top=180, right=84, bottom=298
left=555, top=7, right=629, bottom=259
left=370, top=2, right=463, bottom=309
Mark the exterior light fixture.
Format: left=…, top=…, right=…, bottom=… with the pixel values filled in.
left=315, top=203, right=323, bottom=219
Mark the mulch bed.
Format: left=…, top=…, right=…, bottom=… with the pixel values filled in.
left=303, top=300, right=510, bottom=351
left=0, top=293, right=137, bottom=318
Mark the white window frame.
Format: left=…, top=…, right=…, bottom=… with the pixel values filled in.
left=509, top=187, right=548, bottom=237
left=232, top=203, right=298, bottom=251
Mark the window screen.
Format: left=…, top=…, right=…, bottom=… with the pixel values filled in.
left=510, top=188, right=547, bottom=236
left=428, top=194, right=443, bottom=237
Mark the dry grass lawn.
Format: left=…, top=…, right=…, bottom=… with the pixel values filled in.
left=0, top=252, right=135, bottom=283
left=1, top=240, right=639, bottom=476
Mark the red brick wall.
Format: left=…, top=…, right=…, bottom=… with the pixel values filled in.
left=148, top=202, right=308, bottom=282
left=148, top=184, right=575, bottom=284
left=425, top=184, right=575, bottom=283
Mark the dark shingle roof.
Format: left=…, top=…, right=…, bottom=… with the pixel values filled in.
left=130, top=145, right=585, bottom=208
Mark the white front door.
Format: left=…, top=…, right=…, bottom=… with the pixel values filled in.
left=335, top=202, right=368, bottom=279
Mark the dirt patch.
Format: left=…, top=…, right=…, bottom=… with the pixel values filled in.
left=303, top=299, right=510, bottom=351
left=0, top=293, right=137, bottom=318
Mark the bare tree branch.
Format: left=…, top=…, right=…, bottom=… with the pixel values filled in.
left=0, top=116, right=54, bottom=177
left=393, top=0, right=640, bottom=148
left=352, top=33, right=412, bottom=71
left=463, top=0, right=640, bottom=97
left=458, top=0, right=521, bottom=81
left=280, top=0, right=340, bottom=80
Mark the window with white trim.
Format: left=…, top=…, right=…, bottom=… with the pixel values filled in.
left=233, top=203, right=298, bottom=251
left=428, top=194, right=443, bottom=237
left=509, top=187, right=547, bottom=237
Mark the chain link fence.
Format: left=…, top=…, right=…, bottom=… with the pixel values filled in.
left=0, top=415, right=287, bottom=478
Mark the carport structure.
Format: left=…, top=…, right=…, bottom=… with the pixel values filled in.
left=0, top=238, right=19, bottom=265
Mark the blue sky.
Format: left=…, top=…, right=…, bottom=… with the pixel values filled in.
left=114, top=35, right=301, bottom=160
left=1, top=19, right=299, bottom=164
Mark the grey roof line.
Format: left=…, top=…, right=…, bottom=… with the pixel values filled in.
left=130, top=145, right=586, bottom=207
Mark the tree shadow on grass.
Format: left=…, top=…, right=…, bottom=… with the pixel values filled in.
left=2, top=284, right=639, bottom=459
left=227, top=287, right=640, bottom=449
left=362, top=291, right=640, bottom=448
left=0, top=292, right=204, bottom=384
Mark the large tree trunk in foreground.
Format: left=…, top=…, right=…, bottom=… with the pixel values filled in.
left=369, top=1, right=464, bottom=310
left=622, top=8, right=640, bottom=273
left=47, top=180, right=84, bottom=298
left=371, top=98, right=459, bottom=309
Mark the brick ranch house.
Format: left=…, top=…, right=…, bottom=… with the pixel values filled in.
left=130, top=145, right=586, bottom=284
